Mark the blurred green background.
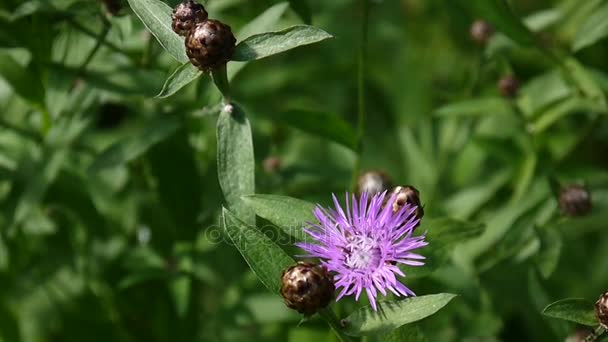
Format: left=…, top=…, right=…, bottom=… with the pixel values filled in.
left=1, top=0, right=608, bottom=340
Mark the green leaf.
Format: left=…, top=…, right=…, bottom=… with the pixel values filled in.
left=89, top=115, right=180, bottom=173
left=236, top=2, right=290, bottom=41
left=242, top=194, right=316, bottom=242
left=0, top=53, right=45, bottom=107
left=381, top=325, right=428, bottom=342
left=227, top=2, right=291, bottom=80
left=563, top=58, right=607, bottom=110
left=156, top=63, right=203, bottom=98
left=425, top=218, right=485, bottom=252
left=271, top=110, right=357, bottom=150
left=217, top=104, right=255, bottom=225
left=341, top=294, right=457, bottom=336
left=530, top=97, right=602, bottom=133
left=573, top=2, right=608, bottom=51
left=232, top=25, right=333, bottom=62
left=534, top=227, right=562, bottom=279
left=456, top=0, right=536, bottom=47
left=434, top=98, right=512, bottom=117
left=127, top=0, right=189, bottom=63
left=542, top=298, right=598, bottom=326
left=222, top=208, right=294, bottom=293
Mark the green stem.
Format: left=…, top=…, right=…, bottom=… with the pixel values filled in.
left=211, top=64, right=231, bottom=104
left=319, top=308, right=354, bottom=342
left=351, top=0, right=370, bottom=191
left=75, top=16, right=111, bottom=81
left=584, top=325, right=606, bottom=342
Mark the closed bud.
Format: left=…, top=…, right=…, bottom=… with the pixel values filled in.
left=498, top=75, right=520, bottom=98
left=172, top=0, right=208, bottom=37
left=280, top=262, right=334, bottom=315
left=263, top=156, right=281, bottom=173
left=357, top=170, right=392, bottom=196
left=186, top=20, right=236, bottom=72
left=559, top=184, right=592, bottom=217
left=391, top=185, right=424, bottom=223
left=596, top=291, right=608, bottom=328
left=470, top=20, right=494, bottom=44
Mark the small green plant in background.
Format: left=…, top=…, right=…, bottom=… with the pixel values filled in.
left=1, top=0, right=608, bottom=341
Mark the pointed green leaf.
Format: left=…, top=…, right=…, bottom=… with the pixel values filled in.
left=542, top=298, right=597, bottom=326
left=272, top=110, right=356, bottom=149
left=156, top=63, right=203, bottom=98
left=232, top=25, right=332, bottom=62
left=222, top=208, right=294, bottom=293
left=342, top=294, right=457, bottom=336
left=217, top=104, right=255, bottom=225
left=573, top=2, right=608, bottom=51
left=89, top=115, right=180, bottom=172
left=242, top=194, right=316, bottom=242
left=127, top=0, right=189, bottom=63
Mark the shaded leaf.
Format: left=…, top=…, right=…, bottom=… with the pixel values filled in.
left=0, top=53, right=45, bottom=107
left=127, top=0, right=189, bottom=63
left=232, top=25, right=332, bottom=62
left=573, top=2, right=608, bottom=51
left=342, top=294, right=457, bottom=336
left=156, top=63, right=203, bottom=98
left=89, top=115, right=180, bottom=173
left=237, top=2, right=290, bottom=41
left=222, top=208, right=294, bottom=293
left=272, top=110, right=357, bottom=150
left=542, top=298, right=597, bottom=326
left=217, top=104, right=255, bottom=225
left=289, top=0, right=312, bottom=24
left=242, top=194, right=316, bottom=242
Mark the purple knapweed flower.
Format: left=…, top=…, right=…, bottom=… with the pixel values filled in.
left=296, top=191, right=428, bottom=311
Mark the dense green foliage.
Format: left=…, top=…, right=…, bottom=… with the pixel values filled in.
left=1, top=0, right=608, bottom=341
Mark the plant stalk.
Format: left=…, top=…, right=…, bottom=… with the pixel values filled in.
left=351, top=0, right=370, bottom=191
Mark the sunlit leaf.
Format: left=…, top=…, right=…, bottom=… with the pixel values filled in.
left=127, top=0, right=189, bottom=63
left=342, top=294, right=457, bottom=336
left=542, top=298, right=597, bottom=326
left=232, top=25, right=332, bottom=61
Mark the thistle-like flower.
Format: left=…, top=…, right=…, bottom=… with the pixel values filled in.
left=296, top=191, right=428, bottom=311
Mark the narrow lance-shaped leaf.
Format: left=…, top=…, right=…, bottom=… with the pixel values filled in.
left=572, top=2, right=608, bottom=51
left=242, top=194, right=316, bottom=242
left=341, top=294, right=458, bottom=336
left=271, top=110, right=357, bottom=150
left=89, top=115, right=180, bottom=173
left=156, top=63, right=202, bottom=98
left=222, top=208, right=294, bottom=293
left=127, top=0, right=189, bottom=63
left=232, top=25, right=333, bottom=62
left=217, top=104, right=255, bottom=225
left=542, top=298, right=598, bottom=326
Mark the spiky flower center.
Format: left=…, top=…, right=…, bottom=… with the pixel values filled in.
left=344, top=234, right=381, bottom=270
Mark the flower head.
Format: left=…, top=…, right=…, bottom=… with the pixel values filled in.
left=296, top=191, right=428, bottom=311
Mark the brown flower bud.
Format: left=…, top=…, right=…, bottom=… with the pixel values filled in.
left=470, top=20, right=494, bottom=44
left=280, top=262, right=334, bottom=315
left=498, top=75, right=520, bottom=98
left=596, top=291, right=608, bottom=328
left=263, top=156, right=281, bottom=173
left=391, top=185, right=424, bottom=223
left=185, top=20, right=236, bottom=72
left=172, top=0, right=208, bottom=37
left=559, top=184, right=592, bottom=217
left=357, top=170, right=392, bottom=196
